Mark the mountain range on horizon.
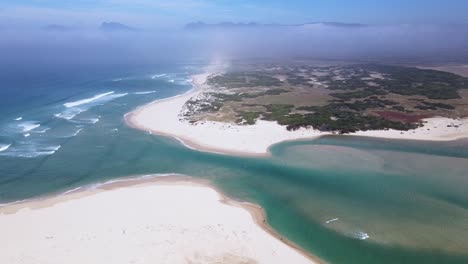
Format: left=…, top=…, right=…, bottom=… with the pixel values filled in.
left=185, top=21, right=367, bottom=30
left=40, top=21, right=366, bottom=32
left=99, top=22, right=137, bottom=32
left=40, top=22, right=137, bottom=32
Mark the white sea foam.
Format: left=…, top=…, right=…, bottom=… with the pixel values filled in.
left=0, top=199, right=28, bottom=208
left=61, top=186, right=84, bottom=195
left=87, top=173, right=178, bottom=190
left=23, top=133, right=30, bottom=138
left=64, top=92, right=115, bottom=108
left=35, top=145, right=62, bottom=156
left=56, top=174, right=176, bottom=195
left=168, top=79, right=175, bottom=83
left=72, top=129, right=83, bottom=137
left=34, top=127, right=50, bottom=134
left=134, top=91, right=157, bottom=95
left=109, top=93, right=128, bottom=99
left=54, top=108, right=83, bottom=120
left=175, top=78, right=193, bottom=85
left=14, top=117, right=22, bottom=121
left=0, top=144, right=11, bottom=152
left=112, top=77, right=129, bottom=82
left=49, top=145, right=61, bottom=152
left=0, top=174, right=178, bottom=208
left=353, top=231, right=370, bottom=240
left=173, top=136, right=197, bottom=150
left=18, top=121, right=40, bottom=132
left=56, top=92, right=127, bottom=121
left=151, top=74, right=167, bottom=79
left=85, top=118, right=100, bottom=124
left=325, top=218, right=339, bottom=224
left=0, top=144, right=61, bottom=158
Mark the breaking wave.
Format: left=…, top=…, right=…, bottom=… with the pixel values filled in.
left=351, top=231, right=370, bottom=240
left=151, top=74, right=167, bottom=79
left=64, top=92, right=115, bottom=108
left=17, top=121, right=40, bottom=132
left=80, top=118, right=100, bottom=124
left=112, top=77, right=129, bottom=82
left=0, top=144, right=61, bottom=158
left=54, top=108, right=83, bottom=120
left=134, top=91, right=157, bottom=95
left=0, top=144, right=11, bottom=152
left=55, top=92, right=127, bottom=121
left=34, top=128, right=51, bottom=134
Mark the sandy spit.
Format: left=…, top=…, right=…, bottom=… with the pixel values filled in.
left=0, top=175, right=321, bottom=264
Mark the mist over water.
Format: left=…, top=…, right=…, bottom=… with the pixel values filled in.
left=2, top=22, right=468, bottom=67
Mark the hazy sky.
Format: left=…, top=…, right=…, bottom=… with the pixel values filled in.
left=1, top=1, right=468, bottom=66
left=1, top=0, right=468, bottom=29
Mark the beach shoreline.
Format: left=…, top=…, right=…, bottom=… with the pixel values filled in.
left=125, top=69, right=468, bottom=156
left=0, top=174, right=322, bottom=264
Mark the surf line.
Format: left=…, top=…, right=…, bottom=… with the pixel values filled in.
left=325, top=218, right=339, bottom=224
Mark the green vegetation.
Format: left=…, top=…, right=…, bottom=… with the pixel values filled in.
left=391, top=105, right=406, bottom=112
left=361, top=64, right=468, bottom=99
left=185, top=99, right=223, bottom=113
left=248, top=103, right=419, bottom=133
left=187, top=63, right=466, bottom=133
left=210, top=89, right=289, bottom=103
left=264, top=104, right=294, bottom=118
left=317, top=64, right=468, bottom=100
left=329, top=89, right=388, bottom=99
left=287, top=74, right=311, bottom=86
left=236, top=111, right=261, bottom=125
left=420, top=101, right=455, bottom=110
left=299, top=97, right=399, bottom=112
left=207, top=72, right=282, bottom=88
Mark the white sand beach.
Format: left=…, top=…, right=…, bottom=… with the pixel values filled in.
left=0, top=177, right=318, bottom=264
left=126, top=70, right=468, bottom=156
left=125, top=72, right=328, bottom=155
left=349, top=117, right=468, bottom=141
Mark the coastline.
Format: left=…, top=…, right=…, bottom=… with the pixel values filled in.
left=125, top=70, right=468, bottom=156
left=0, top=174, right=322, bottom=264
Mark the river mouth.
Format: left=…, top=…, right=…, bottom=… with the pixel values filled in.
left=1, top=63, right=468, bottom=264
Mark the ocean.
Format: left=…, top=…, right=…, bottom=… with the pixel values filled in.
left=0, top=62, right=467, bottom=263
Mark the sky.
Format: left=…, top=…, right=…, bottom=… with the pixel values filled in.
left=1, top=0, right=468, bottom=29
left=1, top=0, right=468, bottom=66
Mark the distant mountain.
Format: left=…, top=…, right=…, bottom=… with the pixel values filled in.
left=99, top=22, right=136, bottom=32
left=307, top=22, right=366, bottom=28
left=185, top=21, right=367, bottom=30
left=185, top=22, right=260, bottom=30
left=41, top=24, right=74, bottom=32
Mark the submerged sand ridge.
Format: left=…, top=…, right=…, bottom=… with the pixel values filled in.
left=126, top=69, right=468, bottom=156
left=0, top=177, right=318, bottom=264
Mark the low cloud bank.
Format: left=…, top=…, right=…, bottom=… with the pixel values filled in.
left=1, top=22, right=467, bottom=67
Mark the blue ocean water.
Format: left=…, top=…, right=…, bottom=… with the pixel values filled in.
left=0, top=62, right=467, bottom=264
left=0, top=64, right=191, bottom=159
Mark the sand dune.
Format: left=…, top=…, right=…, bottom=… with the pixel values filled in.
left=0, top=177, right=318, bottom=264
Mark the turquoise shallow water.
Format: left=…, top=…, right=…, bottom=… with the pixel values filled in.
left=1, top=63, right=468, bottom=263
